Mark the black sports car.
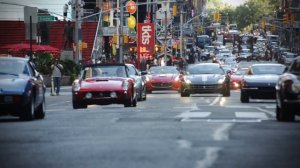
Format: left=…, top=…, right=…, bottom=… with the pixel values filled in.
left=0, top=57, right=46, bottom=121
left=275, top=56, right=300, bottom=121
left=180, top=63, right=230, bottom=97
left=240, top=63, right=286, bottom=103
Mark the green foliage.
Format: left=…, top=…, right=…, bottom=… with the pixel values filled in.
left=34, top=52, right=53, bottom=75
left=34, top=53, right=80, bottom=84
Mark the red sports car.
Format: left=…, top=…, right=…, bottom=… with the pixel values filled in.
left=72, top=63, right=137, bottom=109
left=146, top=66, right=181, bottom=93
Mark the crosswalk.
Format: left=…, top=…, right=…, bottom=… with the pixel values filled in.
left=175, top=111, right=270, bottom=122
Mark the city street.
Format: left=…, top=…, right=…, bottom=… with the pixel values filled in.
left=1, top=86, right=300, bottom=168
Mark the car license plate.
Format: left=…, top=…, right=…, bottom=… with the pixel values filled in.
left=4, top=96, right=13, bottom=103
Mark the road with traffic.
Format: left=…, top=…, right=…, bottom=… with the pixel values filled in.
left=1, top=78, right=300, bottom=168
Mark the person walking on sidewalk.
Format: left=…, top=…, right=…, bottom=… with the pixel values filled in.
left=51, top=59, right=64, bottom=96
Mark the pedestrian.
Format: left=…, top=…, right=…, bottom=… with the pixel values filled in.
left=51, top=59, right=64, bottom=96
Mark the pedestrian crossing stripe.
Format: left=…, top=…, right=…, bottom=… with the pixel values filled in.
left=176, top=111, right=269, bottom=122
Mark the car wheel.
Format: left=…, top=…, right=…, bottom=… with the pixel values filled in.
left=132, top=96, right=137, bottom=107
left=137, top=91, right=143, bottom=101
left=72, top=100, right=87, bottom=109
left=20, top=97, right=34, bottom=121
left=142, top=88, right=147, bottom=101
left=124, top=95, right=132, bottom=107
left=247, top=57, right=251, bottom=62
left=201, top=56, right=207, bottom=61
left=147, top=90, right=152, bottom=94
left=35, top=98, right=45, bottom=119
left=276, top=102, right=295, bottom=122
left=240, top=91, right=249, bottom=103
left=180, top=90, right=190, bottom=97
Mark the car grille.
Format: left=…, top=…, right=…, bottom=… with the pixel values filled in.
left=92, top=92, right=112, bottom=98
left=190, top=84, right=220, bottom=90
left=152, top=82, right=172, bottom=88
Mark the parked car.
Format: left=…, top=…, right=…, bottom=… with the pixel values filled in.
left=72, top=63, right=137, bottom=108
left=275, top=56, right=300, bottom=121
left=126, top=63, right=147, bottom=101
left=180, top=63, right=230, bottom=97
left=240, top=63, right=286, bottom=103
left=146, top=66, right=181, bottom=93
left=0, top=57, right=46, bottom=121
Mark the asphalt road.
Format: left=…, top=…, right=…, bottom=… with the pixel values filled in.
left=1, top=84, right=300, bottom=168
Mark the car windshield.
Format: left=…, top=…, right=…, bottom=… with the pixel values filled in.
left=149, top=66, right=178, bottom=74
left=188, top=64, right=225, bottom=75
left=251, top=65, right=285, bottom=75
left=0, top=59, right=29, bottom=76
left=82, top=65, right=127, bottom=79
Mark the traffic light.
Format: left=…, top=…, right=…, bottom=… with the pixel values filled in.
left=173, top=4, right=177, bottom=16
left=218, top=13, right=222, bottom=22
left=261, top=19, right=266, bottom=29
left=283, top=13, right=289, bottom=24
left=213, top=12, right=218, bottom=22
left=290, top=13, right=295, bottom=24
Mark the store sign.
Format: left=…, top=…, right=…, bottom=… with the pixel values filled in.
left=137, top=23, right=154, bottom=61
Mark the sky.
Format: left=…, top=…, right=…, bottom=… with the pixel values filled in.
left=0, top=0, right=248, bottom=20
left=0, top=0, right=69, bottom=20
left=221, top=0, right=248, bottom=6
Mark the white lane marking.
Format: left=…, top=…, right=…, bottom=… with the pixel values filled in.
left=255, top=107, right=276, bottom=117
left=209, top=97, right=220, bottom=106
left=177, top=139, right=192, bottom=149
left=207, top=119, right=262, bottom=123
left=235, top=112, right=268, bottom=120
left=195, top=147, right=221, bottom=168
left=213, top=123, right=233, bottom=141
left=175, top=112, right=212, bottom=119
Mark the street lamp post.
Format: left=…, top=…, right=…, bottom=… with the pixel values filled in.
left=164, top=11, right=167, bottom=65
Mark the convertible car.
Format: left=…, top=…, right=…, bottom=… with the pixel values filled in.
left=0, top=57, right=46, bottom=121
left=146, top=66, right=181, bottom=93
left=240, top=63, right=286, bottom=103
left=72, top=63, right=137, bottom=108
left=180, top=63, right=230, bottom=97
left=275, top=56, right=300, bottom=121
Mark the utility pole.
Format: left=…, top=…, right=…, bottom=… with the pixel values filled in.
left=164, top=11, right=167, bottom=65
left=180, top=11, right=183, bottom=58
left=119, top=0, right=124, bottom=63
left=74, top=0, right=79, bottom=63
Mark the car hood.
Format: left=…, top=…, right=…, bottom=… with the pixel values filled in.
left=185, top=74, right=224, bottom=84
left=0, top=76, right=29, bottom=94
left=243, top=74, right=279, bottom=83
left=149, top=74, right=178, bottom=81
left=79, top=77, right=125, bottom=90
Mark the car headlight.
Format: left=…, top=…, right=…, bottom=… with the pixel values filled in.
left=110, top=92, right=117, bottom=98
left=291, top=82, right=300, bottom=93
left=85, top=92, right=92, bottom=99
left=73, top=82, right=80, bottom=91
left=185, top=79, right=192, bottom=84
left=175, top=76, right=180, bottom=81
left=217, top=77, right=225, bottom=84
left=122, top=81, right=129, bottom=90
left=145, top=76, right=150, bottom=82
